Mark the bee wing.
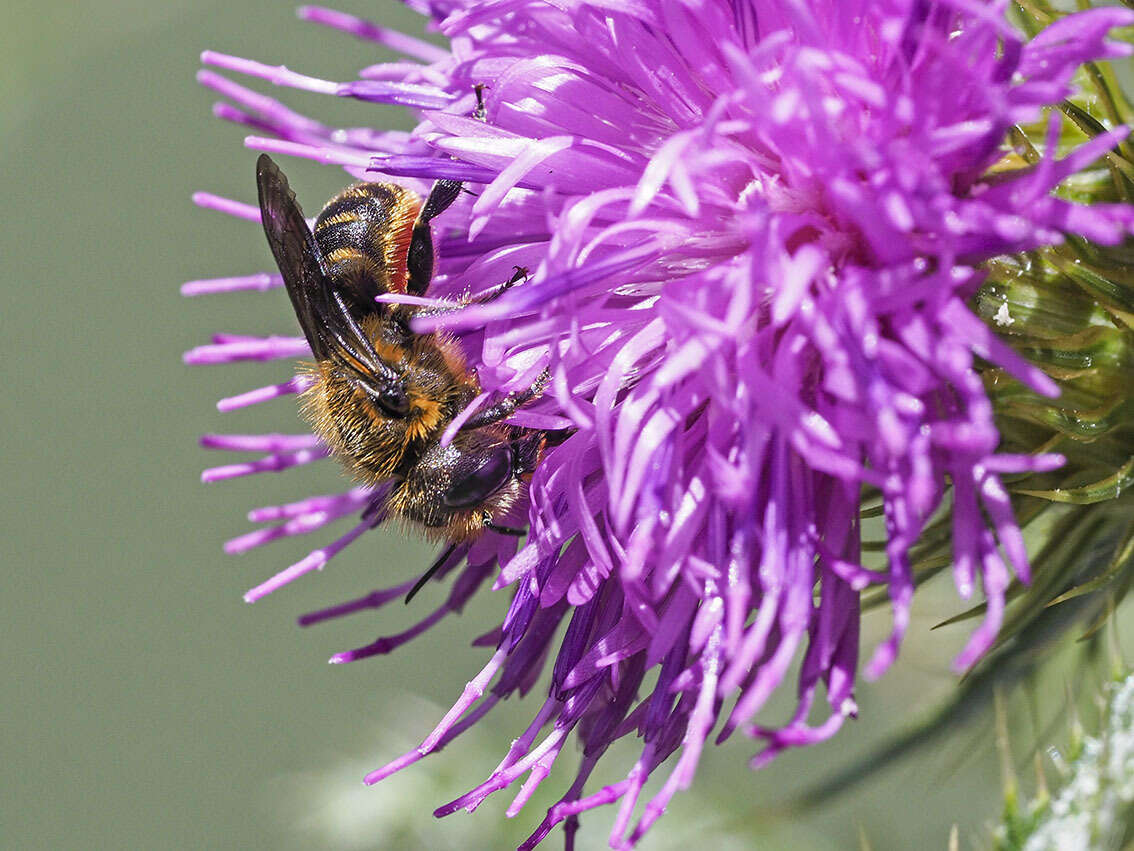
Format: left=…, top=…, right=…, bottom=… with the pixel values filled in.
left=256, top=153, right=334, bottom=361
left=256, top=155, right=399, bottom=387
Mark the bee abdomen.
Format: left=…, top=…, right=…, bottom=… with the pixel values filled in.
left=313, top=183, right=421, bottom=311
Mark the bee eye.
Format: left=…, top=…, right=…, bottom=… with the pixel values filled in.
left=443, top=446, right=514, bottom=508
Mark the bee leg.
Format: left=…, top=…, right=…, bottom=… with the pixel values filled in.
left=484, top=513, right=526, bottom=536
left=406, top=85, right=492, bottom=295
left=460, top=368, right=550, bottom=431
left=473, top=83, right=487, bottom=121
left=469, top=265, right=528, bottom=306
left=413, top=266, right=529, bottom=320
left=406, top=84, right=491, bottom=295
left=406, top=179, right=463, bottom=295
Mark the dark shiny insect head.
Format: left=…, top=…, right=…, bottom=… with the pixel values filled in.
left=255, top=153, right=548, bottom=542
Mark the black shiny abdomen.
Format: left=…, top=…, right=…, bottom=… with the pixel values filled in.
left=312, top=184, right=415, bottom=317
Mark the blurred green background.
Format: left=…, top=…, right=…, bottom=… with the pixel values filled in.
left=2, top=2, right=1119, bottom=849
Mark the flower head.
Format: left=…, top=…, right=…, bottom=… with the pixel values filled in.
left=187, top=1, right=1134, bottom=846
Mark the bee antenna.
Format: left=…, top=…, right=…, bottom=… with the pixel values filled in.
left=404, top=543, right=460, bottom=604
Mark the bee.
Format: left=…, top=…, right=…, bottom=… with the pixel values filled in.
left=255, top=153, right=548, bottom=546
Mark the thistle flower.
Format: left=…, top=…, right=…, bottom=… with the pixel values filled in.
left=186, top=1, right=1134, bottom=847
left=797, top=11, right=1134, bottom=807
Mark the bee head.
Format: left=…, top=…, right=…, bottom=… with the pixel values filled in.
left=389, top=427, right=541, bottom=540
